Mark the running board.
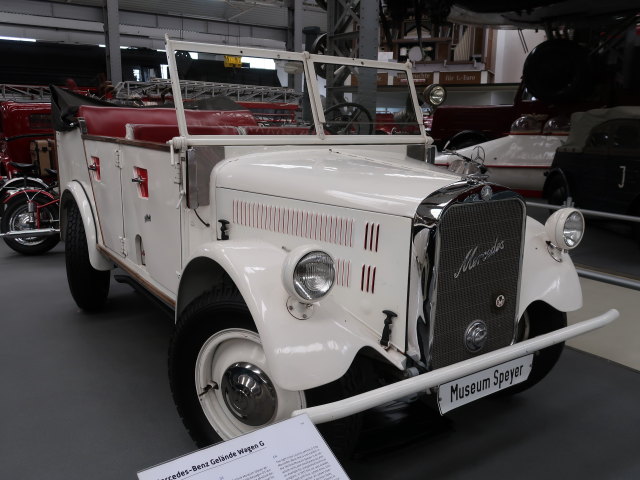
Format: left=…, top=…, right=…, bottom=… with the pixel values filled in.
left=113, top=274, right=174, bottom=318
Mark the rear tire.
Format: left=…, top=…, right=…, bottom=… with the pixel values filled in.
left=169, top=286, right=371, bottom=459
left=1, top=194, right=59, bottom=255
left=65, top=199, right=110, bottom=311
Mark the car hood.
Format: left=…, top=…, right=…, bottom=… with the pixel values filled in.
left=215, top=146, right=460, bottom=217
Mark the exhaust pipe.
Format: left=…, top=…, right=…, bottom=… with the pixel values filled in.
left=0, top=228, right=60, bottom=239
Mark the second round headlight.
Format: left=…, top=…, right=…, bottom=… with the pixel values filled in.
left=562, top=210, right=584, bottom=248
left=423, top=84, right=447, bottom=106
left=544, top=207, right=585, bottom=250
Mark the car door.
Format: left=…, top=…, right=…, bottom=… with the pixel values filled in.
left=120, top=145, right=183, bottom=295
left=84, top=140, right=126, bottom=257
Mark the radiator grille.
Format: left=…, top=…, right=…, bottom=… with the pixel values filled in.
left=430, top=198, right=525, bottom=369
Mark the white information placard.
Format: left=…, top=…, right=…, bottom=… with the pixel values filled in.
left=137, top=414, right=349, bottom=480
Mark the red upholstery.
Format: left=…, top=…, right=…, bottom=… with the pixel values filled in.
left=242, top=126, right=311, bottom=135
left=128, top=124, right=239, bottom=143
left=79, top=105, right=257, bottom=138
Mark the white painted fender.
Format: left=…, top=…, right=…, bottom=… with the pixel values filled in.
left=181, top=241, right=406, bottom=392
left=517, top=216, right=582, bottom=319
left=62, top=181, right=112, bottom=271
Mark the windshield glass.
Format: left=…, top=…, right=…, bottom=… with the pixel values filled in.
left=165, top=41, right=423, bottom=138
left=315, top=61, right=422, bottom=136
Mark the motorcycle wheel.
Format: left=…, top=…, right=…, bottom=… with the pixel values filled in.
left=1, top=194, right=59, bottom=255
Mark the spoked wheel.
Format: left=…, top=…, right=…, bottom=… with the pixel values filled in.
left=1, top=193, right=59, bottom=255
left=324, top=102, right=374, bottom=135
left=170, top=286, right=371, bottom=458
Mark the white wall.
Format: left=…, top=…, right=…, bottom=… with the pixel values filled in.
left=493, top=29, right=546, bottom=83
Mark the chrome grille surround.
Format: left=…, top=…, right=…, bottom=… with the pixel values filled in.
left=408, top=181, right=526, bottom=371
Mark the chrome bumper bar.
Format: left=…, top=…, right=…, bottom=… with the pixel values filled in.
left=293, top=309, right=619, bottom=424
left=0, top=228, right=59, bottom=239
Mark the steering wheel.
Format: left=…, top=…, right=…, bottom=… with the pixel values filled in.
left=323, top=102, right=374, bottom=135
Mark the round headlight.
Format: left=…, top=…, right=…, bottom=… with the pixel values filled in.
left=545, top=208, right=585, bottom=250
left=283, top=248, right=335, bottom=303
left=423, top=84, right=447, bottom=106
left=562, top=211, right=584, bottom=248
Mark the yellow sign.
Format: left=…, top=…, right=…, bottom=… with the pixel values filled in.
left=224, top=55, right=242, bottom=68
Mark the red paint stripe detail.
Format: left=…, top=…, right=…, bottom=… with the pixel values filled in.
left=361, top=265, right=365, bottom=291
left=267, top=205, right=272, bottom=231
left=364, top=222, right=369, bottom=249
left=366, top=266, right=371, bottom=292
left=371, top=267, right=377, bottom=294
left=347, top=261, right=350, bottom=287
left=285, top=209, right=290, bottom=235
left=483, top=164, right=548, bottom=169
left=375, top=224, right=380, bottom=252
left=277, top=207, right=281, bottom=233
left=313, top=213, right=318, bottom=240
left=349, top=220, right=353, bottom=247
left=233, top=200, right=236, bottom=223
left=252, top=203, right=256, bottom=228
left=369, top=224, right=375, bottom=251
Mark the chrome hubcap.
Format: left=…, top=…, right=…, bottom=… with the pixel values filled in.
left=221, top=362, right=277, bottom=426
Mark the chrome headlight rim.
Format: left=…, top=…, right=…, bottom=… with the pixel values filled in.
left=423, top=84, right=447, bottom=107
left=282, top=246, right=335, bottom=303
left=545, top=207, right=585, bottom=250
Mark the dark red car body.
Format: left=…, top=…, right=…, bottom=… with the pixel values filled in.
left=427, top=84, right=601, bottom=150
left=0, top=101, right=53, bottom=178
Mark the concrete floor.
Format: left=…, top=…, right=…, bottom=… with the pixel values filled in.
left=0, top=220, right=638, bottom=479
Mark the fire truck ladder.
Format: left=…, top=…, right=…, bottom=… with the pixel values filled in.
left=113, top=79, right=303, bottom=104
left=0, top=84, right=52, bottom=102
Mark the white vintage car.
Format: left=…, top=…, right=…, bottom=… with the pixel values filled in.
left=434, top=115, right=569, bottom=197
left=54, top=37, right=617, bottom=456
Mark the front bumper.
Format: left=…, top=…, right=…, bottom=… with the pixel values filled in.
left=293, top=309, right=619, bottom=424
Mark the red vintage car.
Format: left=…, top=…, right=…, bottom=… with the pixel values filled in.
left=0, top=101, right=55, bottom=179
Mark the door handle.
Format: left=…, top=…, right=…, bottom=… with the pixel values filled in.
left=132, top=176, right=144, bottom=183
left=88, top=164, right=98, bottom=171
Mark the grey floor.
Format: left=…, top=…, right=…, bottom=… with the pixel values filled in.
left=1, top=219, right=639, bottom=479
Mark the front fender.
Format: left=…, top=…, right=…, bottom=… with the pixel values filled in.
left=61, top=181, right=112, bottom=271
left=518, top=216, right=582, bottom=318
left=179, top=241, right=405, bottom=391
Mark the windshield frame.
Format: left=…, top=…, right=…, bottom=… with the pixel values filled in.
left=165, top=36, right=428, bottom=146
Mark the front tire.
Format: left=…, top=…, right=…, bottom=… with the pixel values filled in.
left=169, top=287, right=369, bottom=458
left=64, top=199, right=110, bottom=311
left=502, top=301, right=567, bottom=395
left=1, top=194, right=59, bottom=255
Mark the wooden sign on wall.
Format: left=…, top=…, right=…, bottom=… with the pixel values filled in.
left=394, top=72, right=434, bottom=85
left=440, top=71, right=482, bottom=84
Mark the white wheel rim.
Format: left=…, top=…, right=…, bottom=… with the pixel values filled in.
left=195, top=328, right=306, bottom=440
